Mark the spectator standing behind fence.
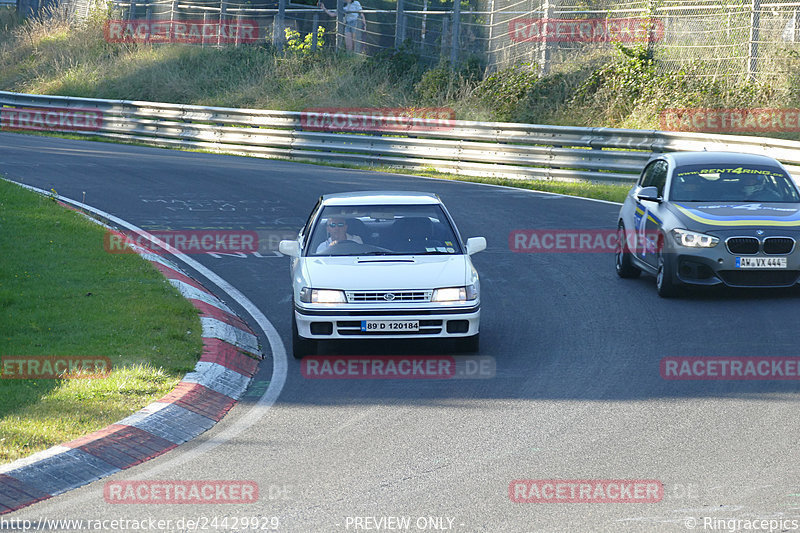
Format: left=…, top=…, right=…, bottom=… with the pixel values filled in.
left=318, top=0, right=366, bottom=52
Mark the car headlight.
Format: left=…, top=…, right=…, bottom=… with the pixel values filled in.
left=431, top=285, right=478, bottom=302
left=299, top=288, right=347, bottom=304
left=671, top=228, right=719, bottom=248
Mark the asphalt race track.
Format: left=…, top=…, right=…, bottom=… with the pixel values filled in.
left=2, top=131, right=800, bottom=532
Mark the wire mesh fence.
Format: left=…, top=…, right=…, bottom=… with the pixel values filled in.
left=36, top=0, right=800, bottom=79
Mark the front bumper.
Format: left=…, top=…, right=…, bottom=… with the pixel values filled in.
left=294, top=304, right=480, bottom=340
left=668, top=250, right=800, bottom=288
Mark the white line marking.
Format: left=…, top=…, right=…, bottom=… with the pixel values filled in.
left=2, top=180, right=288, bottom=515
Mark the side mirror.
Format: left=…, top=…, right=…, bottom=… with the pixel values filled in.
left=466, top=237, right=487, bottom=255
left=279, top=240, right=300, bottom=257
left=636, top=186, right=662, bottom=203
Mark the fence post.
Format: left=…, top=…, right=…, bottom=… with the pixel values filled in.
left=201, top=11, right=208, bottom=47
left=312, top=12, right=319, bottom=50
left=336, top=0, right=343, bottom=50
left=538, top=0, right=552, bottom=76
left=144, top=0, right=151, bottom=42
left=395, top=0, right=405, bottom=48
left=747, top=0, right=760, bottom=80
left=169, top=0, right=178, bottom=42
left=235, top=13, right=242, bottom=46
left=218, top=0, right=226, bottom=46
left=441, top=16, right=449, bottom=60
left=487, top=0, right=494, bottom=67
left=450, top=0, right=460, bottom=65
left=421, top=0, right=427, bottom=42
left=127, top=0, right=134, bottom=20
left=273, top=0, right=286, bottom=47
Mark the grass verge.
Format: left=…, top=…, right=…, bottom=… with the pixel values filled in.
left=0, top=179, right=202, bottom=464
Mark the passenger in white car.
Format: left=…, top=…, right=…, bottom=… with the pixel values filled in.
left=316, top=217, right=363, bottom=253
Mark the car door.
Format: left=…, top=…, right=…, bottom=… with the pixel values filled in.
left=633, top=159, right=668, bottom=268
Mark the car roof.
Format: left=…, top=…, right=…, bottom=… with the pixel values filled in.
left=320, top=191, right=442, bottom=206
left=655, top=151, right=784, bottom=167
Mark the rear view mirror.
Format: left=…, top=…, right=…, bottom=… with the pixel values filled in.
left=466, top=237, right=487, bottom=255
left=279, top=240, right=300, bottom=257
left=637, top=186, right=662, bottom=203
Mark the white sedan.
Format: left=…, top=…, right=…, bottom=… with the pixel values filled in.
left=279, top=191, right=486, bottom=358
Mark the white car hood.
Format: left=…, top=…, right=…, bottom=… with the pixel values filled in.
left=303, top=255, right=468, bottom=290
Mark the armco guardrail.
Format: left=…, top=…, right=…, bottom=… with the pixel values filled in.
left=2, top=91, right=800, bottom=183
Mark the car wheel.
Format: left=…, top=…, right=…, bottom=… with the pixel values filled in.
left=656, top=250, right=680, bottom=298
left=615, top=222, right=641, bottom=279
left=457, top=333, right=480, bottom=353
left=292, top=315, right=316, bottom=359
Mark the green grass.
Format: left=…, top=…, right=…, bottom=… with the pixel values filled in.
left=0, top=179, right=203, bottom=463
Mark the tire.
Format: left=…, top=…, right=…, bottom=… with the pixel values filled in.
left=615, top=222, right=641, bottom=279
left=292, top=316, right=316, bottom=359
left=457, top=333, right=480, bottom=354
left=656, top=250, right=680, bottom=298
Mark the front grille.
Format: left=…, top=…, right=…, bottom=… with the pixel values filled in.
left=336, top=319, right=443, bottom=335
left=726, top=237, right=759, bottom=255
left=717, top=270, right=800, bottom=287
left=346, top=290, right=432, bottom=303
left=763, top=237, right=795, bottom=255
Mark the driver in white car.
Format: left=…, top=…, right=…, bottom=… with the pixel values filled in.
left=316, top=216, right=363, bottom=253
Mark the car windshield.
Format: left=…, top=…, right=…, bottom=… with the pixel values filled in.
left=308, top=204, right=462, bottom=256
left=670, top=164, right=800, bottom=202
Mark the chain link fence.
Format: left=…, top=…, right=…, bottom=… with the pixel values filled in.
left=19, top=0, right=800, bottom=79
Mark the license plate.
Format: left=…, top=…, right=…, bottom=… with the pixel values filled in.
left=736, top=257, right=787, bottom=269
left=361, top=320, right=419, bottom=332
